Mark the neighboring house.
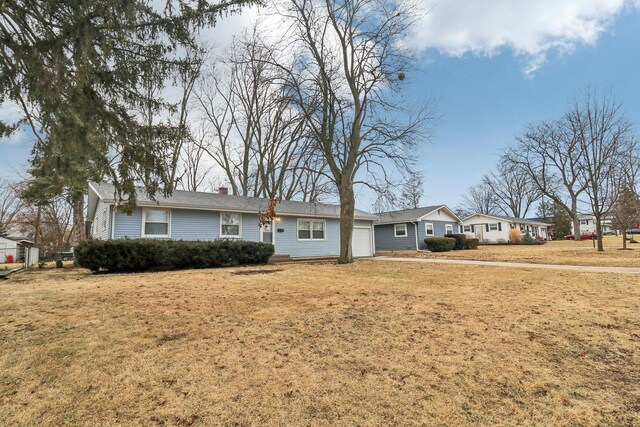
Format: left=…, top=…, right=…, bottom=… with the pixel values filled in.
left=0, top=236, right=34, bottom=263
left=374, top=205, right=462, bottom=251
left=87, top=182, right=377, bottom=258
left=462, top=213, right=551, bottom=243
left=571, top=214, right=614, bottom=235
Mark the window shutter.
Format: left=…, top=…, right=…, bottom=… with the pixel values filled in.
left=485, top=223, right=489, bottom=232
left=498, top=222, right=502, bottom=231
left=471, top=225, right=475, bottom=232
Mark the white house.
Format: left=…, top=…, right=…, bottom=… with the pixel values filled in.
left=462, top=213, right=551, bottom=243
left=571, top=214, right=614, bottom=235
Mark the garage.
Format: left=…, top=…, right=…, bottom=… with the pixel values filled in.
left=352, top=227, right=373, bottom=257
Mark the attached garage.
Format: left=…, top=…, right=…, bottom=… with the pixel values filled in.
left=352, top=227, right=373, bottom=257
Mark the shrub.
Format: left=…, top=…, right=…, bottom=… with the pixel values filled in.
left=444, top=233, right=467, bottom=250
left=74, top=239, right=275, bottom=273
left=55, top=259, right=63, bottom=268
left=508, top=228, right=522, bottom=243
left=465, top=238, right=480, bottom=249
left=522, top=232, right=535, bottom=244
left=424, top=237, right=456, bottom=252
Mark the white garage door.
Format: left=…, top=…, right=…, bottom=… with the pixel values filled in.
left=352, top=228, right=373, bottom=257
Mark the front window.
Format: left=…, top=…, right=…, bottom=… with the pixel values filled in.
left=298, top=219, right=325, bottom=240
left=394, top=224, right=407, bottom=237
left=489, top=223, right=499, bottom=231
left=425, top=223, right=434, bottom=236
left=221, top=213, right=241, bottom=237
left=445, top=224, right=453, bottom=234
left=143, top=208, right=170, bottom=237
left=463, top=225, right=472, bottom=233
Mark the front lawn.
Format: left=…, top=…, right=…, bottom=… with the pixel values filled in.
left=1, top=262, right=638, bottom=426
left=382, top=236, right=640, bottom=267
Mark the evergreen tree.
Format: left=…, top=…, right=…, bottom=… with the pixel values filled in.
left=1, top=0, right=255, bottom=219
left=536, top=199, right=571, bottom=239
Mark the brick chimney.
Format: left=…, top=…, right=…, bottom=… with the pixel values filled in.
left=218, top=187, right=228, bottom=195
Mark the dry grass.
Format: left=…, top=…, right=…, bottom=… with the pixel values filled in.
left=1, top=262, right=639, bottom=426
left=383, top=236, right=640, bottom=267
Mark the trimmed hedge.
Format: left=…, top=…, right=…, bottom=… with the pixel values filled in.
left=75, top=239, right=275, bottom=273
left=424, top=237, right=456, bottom=252
left=465, top=238, right=480, bottom=249
left=445, top=233, right=467, bottom=250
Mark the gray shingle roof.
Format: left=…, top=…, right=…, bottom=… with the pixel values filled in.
left=90, top=182, right=377, bottom=220
left=375, top=205, right=449, bottom=224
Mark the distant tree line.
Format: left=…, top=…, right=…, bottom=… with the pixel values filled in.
left=459, top=88, right=639, bottom=251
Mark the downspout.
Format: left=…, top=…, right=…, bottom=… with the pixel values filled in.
left=415, top=221, right=429, bottom=252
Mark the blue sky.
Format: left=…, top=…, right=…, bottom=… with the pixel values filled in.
left=1, top=1, right=639, bottom=212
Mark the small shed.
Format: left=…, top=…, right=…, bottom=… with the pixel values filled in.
left=0, top=236, right=19, bottom=263
left=0, top=237, right=35, bottom=263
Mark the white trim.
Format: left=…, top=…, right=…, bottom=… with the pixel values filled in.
left=297, top=218, right=326, bottom=241
left=220, top=212, right=243, bottom=239
left=394, top=223, right=408, bottom=237
left=445, top=224, right=454, bottom=235
left=260, top=222, right=276, bottom=249
left=462, top=213, right=551, bottom=227
left=141, top=207, right=171, bottom=238
left=425, top=223, right=434, bottom=236
left=111, top=206, right=116, bottom=239
left=416, top=205, right=463, bottom=223
left=413, top=221, right=419, bottom=250
left=102, top=207, right=108, bottom=231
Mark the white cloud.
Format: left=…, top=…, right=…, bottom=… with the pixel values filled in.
left=410, top=0, right=637, bottom=75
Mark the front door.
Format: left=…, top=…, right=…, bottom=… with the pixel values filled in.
left=261, top=222, right=275, bottom=249
left=475, top=225, right=484, bottom=241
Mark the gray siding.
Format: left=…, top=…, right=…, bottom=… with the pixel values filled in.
left=113, top=208, right=143, bottom=239
left=91, top=200, right=112, bottom=240
left=418, top=219, right=460, bottom=249
left=374, top=222, right=417, bottom=251
left=106, top=205, right=363, bottom=257
left=171, top=209, right=218, bottom=240
left=273, top=216, right=340, bottom=257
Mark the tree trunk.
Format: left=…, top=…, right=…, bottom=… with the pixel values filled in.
left=72, top=196, right=86, bottom=244
left=622, top=228, right=627, bottom=250
left=571, top=207, right=582, bottom=241
left=337, top=180, right=355, bottom=264
left=594, top=213, right=604, bottom=252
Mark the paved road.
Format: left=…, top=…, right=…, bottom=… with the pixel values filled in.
left=373, top=256, right=640, bottom=274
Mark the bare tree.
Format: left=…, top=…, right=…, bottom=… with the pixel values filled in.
left=194, top=29, right=329, bottom=201
left=399, top=173, right=424, bottom=209
left=483, top=161, right=540, bottom=218
left=569, top=89, right=635, bottom=251
left=0, top=179, right=24, bottom=237
left=509, top=119, right=588, bottom=241
left=610, top=184, right=640, bottom=250
left=460, top=183, right=498, bottom=216
left=175, top=123, right=215, bottom=192
left=275, top=0, right=429, bottom=263
left=15, top=196, right=73, bottom=258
